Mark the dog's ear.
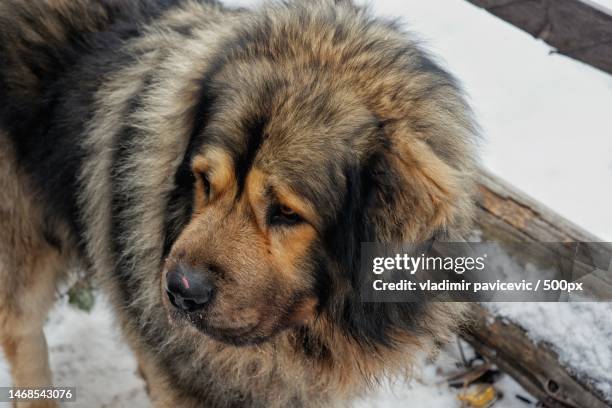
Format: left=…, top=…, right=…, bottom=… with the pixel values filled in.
left=363, top=124, right=464, bottom=244
left=327, top=123, right=465, bottom=274
left=327, top=126, right=468, bottom=344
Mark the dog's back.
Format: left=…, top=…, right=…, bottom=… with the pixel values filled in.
left=0, top=0, right=180, bottom=230
left=0, top=0, right=167, bottom=100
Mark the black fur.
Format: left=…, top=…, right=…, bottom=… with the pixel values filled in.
left=0, top=0, right=184, bottom=245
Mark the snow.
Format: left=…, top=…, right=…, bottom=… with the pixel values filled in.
left=354, top=344, right=535, bottom=408
left=488, top=302, right=612, bottom=402
left=590, top=0, right=612, bottom=12
left=2, top=0, right=612, bottom=407
left=0, top=297, right=149, bottom=408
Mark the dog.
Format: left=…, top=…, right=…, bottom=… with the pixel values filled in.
left=0, top=0, right=478, bottom=406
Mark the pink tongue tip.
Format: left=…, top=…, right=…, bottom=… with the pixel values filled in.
left=181, top=275, right=190, bottom=289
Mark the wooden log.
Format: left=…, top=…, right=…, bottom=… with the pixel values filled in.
left=463, top=305, right=610, bottom=408
left=464, top=0, right=612, bottom=75
left=475, top=169, right=612, bottom=300
left=462, top=169, right=612, bottom=407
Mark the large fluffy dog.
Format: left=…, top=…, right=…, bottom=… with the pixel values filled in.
left=0, top=0, right=478, bottom=406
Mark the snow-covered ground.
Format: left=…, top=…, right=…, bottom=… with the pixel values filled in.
left=0, top=297, right=535, bottom=408
left=2, top=0, right=612, bottom=407
left=0, top=299, right=150, bottom=408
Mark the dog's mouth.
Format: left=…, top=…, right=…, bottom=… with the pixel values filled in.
left=167, top=306, right=270, bottom=346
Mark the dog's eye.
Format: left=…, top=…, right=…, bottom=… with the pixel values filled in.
left=198, top=172, right=211, bottom=199
left=270, top=204, right=302, bottom=226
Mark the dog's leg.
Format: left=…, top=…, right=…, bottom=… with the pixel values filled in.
left=133, top=349, right=174, bottom=407
left=133, top=348, right=202, bottom=408
left=0, top=136, right=68, bottom=408
left=0, top=252, right=63, bottom=408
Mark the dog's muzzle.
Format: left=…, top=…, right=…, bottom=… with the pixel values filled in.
left=165, top=264, right=215, bottom=313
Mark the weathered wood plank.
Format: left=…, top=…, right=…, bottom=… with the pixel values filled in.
left=462, top=169, right=612, bottom=407
left=463, top=305, right=610, bottom=408
left=465, top=0, right=612, bottom=75
left=476, top=169, right=612, bottom=297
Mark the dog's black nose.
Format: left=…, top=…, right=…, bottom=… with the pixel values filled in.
left=165, top=265, right=214, bottom=313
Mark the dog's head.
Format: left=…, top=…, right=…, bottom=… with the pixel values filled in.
left=161, top=1, right=477, bottom=346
